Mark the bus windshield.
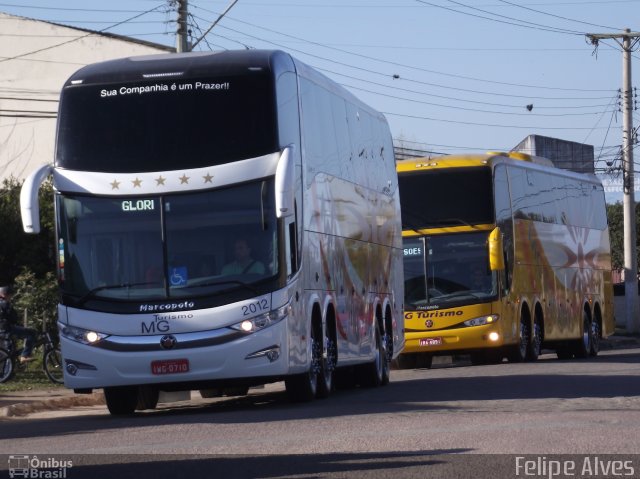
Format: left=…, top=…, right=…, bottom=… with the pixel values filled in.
left=398, top=167, right=493, bottom=229
left=57, top=179, right=278, bottom=308
left=56, top=74, right=278, bottom=172
left=403, top=231, right=497, bottom=308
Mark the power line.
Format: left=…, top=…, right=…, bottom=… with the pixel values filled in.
left=343, top=81, right=617, bottom=117
left=208, top=20, right=616, bottom=101
left=0, top=3, right=168, bottom=64
left=415, top=0, right=586, bottom=36
left=494, top=0, right=623, bottom=30
left=196, top=5, right=616, bottom=94
left=383, top=110, right=612, bottom=130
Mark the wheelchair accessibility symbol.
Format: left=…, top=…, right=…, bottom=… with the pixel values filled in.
left=169, top=266, right=188, bottom=286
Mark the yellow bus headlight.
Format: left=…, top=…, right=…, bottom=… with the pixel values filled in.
left=463, top=314, right=499, bottom=327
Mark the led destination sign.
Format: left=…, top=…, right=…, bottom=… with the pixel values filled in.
left=122, top=199, right=155, bottom=211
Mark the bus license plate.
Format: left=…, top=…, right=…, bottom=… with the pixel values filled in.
left=420, top=337, right=443, bottom=347
left=151, top=358, right=189, bottom=375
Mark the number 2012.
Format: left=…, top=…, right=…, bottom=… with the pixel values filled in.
left=242, top=299, right=268, bottom=316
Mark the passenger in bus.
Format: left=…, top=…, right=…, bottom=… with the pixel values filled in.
left=221, top=238, right=265, bottom=275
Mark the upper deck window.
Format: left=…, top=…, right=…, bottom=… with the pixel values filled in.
left=398, top=167, right=493, bottom=229
left=56, top=73, right=278, bottom=172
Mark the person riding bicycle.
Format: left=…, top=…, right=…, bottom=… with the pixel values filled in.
left=0, top=285, right=36, bottom=363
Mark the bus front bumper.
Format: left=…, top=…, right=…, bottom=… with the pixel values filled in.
left=403, top=324, right=505, bottom=354
left=58, top=319, right=291, bottom=390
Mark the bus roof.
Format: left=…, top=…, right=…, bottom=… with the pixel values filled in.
left=397, top=151, right=601, bottom=184
left=63, top=49, right=297, bottom=87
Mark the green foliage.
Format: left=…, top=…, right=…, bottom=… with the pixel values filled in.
left=13, top=270, right=59, bottom=332
left=0, top=178, right=56, bottom=283
left=0, top=177, right=58, bottom=328
left=606, top=201, right=640, bottom=272
left=606, top=203, right=624, bottom=271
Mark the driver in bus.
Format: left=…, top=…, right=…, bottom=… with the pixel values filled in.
left=221, top=238, right=265, bottom=276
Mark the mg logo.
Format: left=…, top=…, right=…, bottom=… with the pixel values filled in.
left=160, top=335, right=177, bottom=350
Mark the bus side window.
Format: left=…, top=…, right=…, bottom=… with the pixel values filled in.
left=494, top=165, right=514, bottom=291
left=285, top=201, right=299, bottom=278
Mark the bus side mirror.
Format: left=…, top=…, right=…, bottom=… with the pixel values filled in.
left=275, top=146, right=294, bottom=219
left=20, top=164, right=52, bottom=234
left=488, top=227, right=505, bottom=271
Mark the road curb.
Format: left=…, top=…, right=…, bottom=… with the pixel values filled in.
left=0, top=392, right=105, bottom=418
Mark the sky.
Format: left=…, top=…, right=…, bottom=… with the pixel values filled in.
left=1, top=0, right=639, bottom=202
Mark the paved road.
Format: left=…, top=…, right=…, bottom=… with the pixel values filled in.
left=1, top=347, right=639, bottom=478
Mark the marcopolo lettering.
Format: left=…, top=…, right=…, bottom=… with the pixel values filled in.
left=140, top=301, right=195, bottom=313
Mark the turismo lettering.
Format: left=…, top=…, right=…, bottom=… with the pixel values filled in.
left=405, top=310, right=463, bottom=320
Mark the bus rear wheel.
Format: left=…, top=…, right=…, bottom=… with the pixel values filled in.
left=508, top=317, right=530, bottom=363
left=574, top=310, right=592, bottom=359
left=317, top=334, right=336, bottom=399
left=590, top=318, right=601, bottom=357
left=526, top=319, right=542, bottom=362
left=357, top=323, right=389, bottom=387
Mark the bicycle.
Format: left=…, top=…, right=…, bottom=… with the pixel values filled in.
left=0, top=329, right=64, bottom=384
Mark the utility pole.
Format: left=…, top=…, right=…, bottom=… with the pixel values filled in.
left=190, top=0, right=239, bottom=51
left=176, top=0, right=189, bottom=53
left=587, top=29, right=640, bottom=333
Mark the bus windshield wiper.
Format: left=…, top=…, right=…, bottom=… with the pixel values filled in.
left=435, top=218, right=480, bottom=229
left=403, top=210, right=480, bottom=230
left=439, top=290, right=483, bottom=300
left=402, top=210, right=437, bottom=231
left=184, top=278, right=258, bottom=295
left=75, top=282, right=157, bottom=306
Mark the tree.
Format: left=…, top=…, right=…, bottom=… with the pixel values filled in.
left=606, top=201, right=640, bottom=273
left=0, top=177, right=56, bottom=284
left=0, top=177, right=57, bottom=326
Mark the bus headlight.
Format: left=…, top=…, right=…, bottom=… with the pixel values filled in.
left=230, top=303, right=290, bottom=333
left=463, top=314, right=499, bottom=327
left=61, top=324, right=109, bottom=345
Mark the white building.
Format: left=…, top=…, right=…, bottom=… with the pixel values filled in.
left=0, top=12, right=172, bottom=180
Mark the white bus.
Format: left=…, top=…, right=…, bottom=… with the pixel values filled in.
left=20, top=50, right=404, bottom=414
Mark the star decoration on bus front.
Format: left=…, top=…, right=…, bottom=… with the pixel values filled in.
left=179, top=174, right=190, bottom=184
left=203, top=173, right=213, bottom=183
left=132, top=178, right=142, bottom=188
left=155, top=176, right=166, bottom=186
left=110, top=180, right=120, bottom=190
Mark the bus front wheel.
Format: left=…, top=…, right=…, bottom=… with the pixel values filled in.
left=285, top=328, right=320, bottom=402
left=104, top=386, right=138, bottom=415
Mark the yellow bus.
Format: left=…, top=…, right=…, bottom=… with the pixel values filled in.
left=396, top=152, right=614, bottom=367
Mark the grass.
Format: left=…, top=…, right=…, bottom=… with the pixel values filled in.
left=0, top=350, right=64, bottom=392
